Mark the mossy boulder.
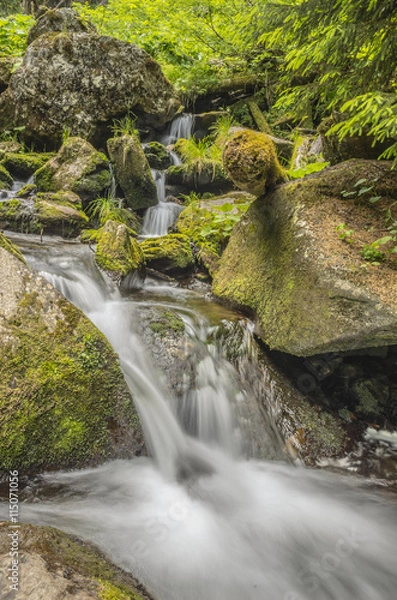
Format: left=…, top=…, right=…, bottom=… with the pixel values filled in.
left=34, top=137, right=111, bottom=206
left=0, top=238, right=143, bottom=472
left=27, top=6, right=96, bottom=45
left=2, top=152, right=54, bottom=179
left=95, top=220, right=146, bottom=289
left=143, top=141, right=171, bottom=170
left=213, top=159, right=397, bottom=357
left=0, top=523, right=151, bottom=600
left=166, top=163, right=230, bottom=195
left=139, top=233, right=194, bottom=276
left=35, top=191, right=89, bottom=237
left=107, top=135, right=157, bottom=211
left=0, top=15, right=180, bottom=148
left=0, top=163, right=13, bottom=189
left=222, top=129, right=285, bottom=196
left=0, top=198, right=40, bottom=234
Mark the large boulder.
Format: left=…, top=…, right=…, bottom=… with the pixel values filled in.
left=213, top=160, right=397, bottom=357
left=2, top=151, right=54, bottom=179
left=0, top=234, right=143, bottom=472
left=95, top=220, right=146, bottom=289
left=0, top=12, right=180, bottom=147
left=34, top=137, right=111, bottom=207
left=107, top=135, right=157, bottom=211
left=222, top=129, right=285, bottom=196
left=0, top=56, right=19, bottom=94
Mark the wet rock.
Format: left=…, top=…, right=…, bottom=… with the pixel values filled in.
left=222, top=129, right=285, bottom=196
left=2, top=151, right=54, bottom=179
left=213, top=159, right=397, bottom=356
left=27, top=6, right=96, bottom=45
left=34, top=137, right=111, bottom=207
left=166, top=163, right=231, bottom=195
left=0, top=234, right=143, bottom=472
left=139, top=233, right=194, bottom=276
left=95, top=219, right=146, bottom=289
left=0, top=522, right=151, bottom=599
left=0, top=11, right=180, bottom=148
left=35, top=191, right=89, bottom=237
left=143, top=141, right=172, bottom=170
left=107, top=135, right=157, bottom=211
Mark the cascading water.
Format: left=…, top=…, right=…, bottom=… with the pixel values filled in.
left=0, top=175, right=33, bottom=201
left=141, top=169, right=183, bottom=237
left=142, top=114, right=195, bottom=237
left=2, top=237, right=397, bottom=600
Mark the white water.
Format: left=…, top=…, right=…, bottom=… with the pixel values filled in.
left=4, top=242, right=397, bottom=600
left=142, top=169, right=183, bottom=237
left=162, top=113, right=195, bottom=145
left=0, top=176, right=33, bottom=201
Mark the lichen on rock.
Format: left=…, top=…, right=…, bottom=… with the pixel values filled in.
left=213, top=159, right=397, bottom=356
left=34, top=137, right=111, bottom=206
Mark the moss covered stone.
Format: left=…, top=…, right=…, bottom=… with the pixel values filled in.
left=0, top=523, right=150, bottom=599
left=0, top=245, right=143, bottom=472
left=139, top=233, right=194, bottom=275
left=107, top=135, right=157, bottom=211
left=96, top=220, right=145, bottom=287
left=0, top=163, right=13, bottom=189
left=213, top=159, right=397, bottom=357
left=2, top=152, right=54, bottom=178
left=34, top=137, right=111, bottom=206
left=0, top=232, right=26, bottom=263
left=143, top=141, right=171, bottom=170
left=223, top=129, right=285, bottom=196
left=149, top=309, right=185, bottom=338
left=35, top=191, right=89, bottom=237
left=0, top=197, right=41, bottom=234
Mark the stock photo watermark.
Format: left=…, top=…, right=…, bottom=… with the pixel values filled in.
left=284, top=526, right=367, bottom=600
left=8, top=470, right=19, bottom=591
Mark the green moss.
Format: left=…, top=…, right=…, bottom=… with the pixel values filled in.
left=0, top=286, right=140, bottom=471
left=17, top=183, right=37, bottom=197
left=96, top=220, right=144, bottom=277
left=139, top=233, right=194, bottom=274
left=34, top=162, right=57, bottom=192
left=0, top=232, right=26, bottom=263
left=149, top=309, right=185, bottom=338
left=0, top=524, right=146, bottom=600
left=34, top=194, right=88, bottom=237
left=0, top=163, right=13, bottom=188
left=2, top=152, right=54, bottom=178
left=80, top=228, right=101, bottom=243
left=223, top=129, right=285, bottom=196
left=144, top=141, right=171, bottom=170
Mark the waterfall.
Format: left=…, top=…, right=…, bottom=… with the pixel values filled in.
left=2, top=239, right=397, bottom=600
left=107, top=163, right=117, bottom=199
left=162, top=113, right=195, bottom=145
left=0, top=176, right=33, bottom=201
left=141, top=169, right=183, bottom=237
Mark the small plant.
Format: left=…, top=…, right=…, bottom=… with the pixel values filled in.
left=335, top=223, right=354, bottom=243
left=209, top=113, right=237, bottom=147
left=341, top=177, right=380, bottom=202
left=112, top=113, right=138, bottom=137
left=287, top=161, right=329, bottom=180
left=62, top=126, right=72, bottom=144
left=360, top=241, right=387, bottom=263
left=86, top=196, right=129, bottom=227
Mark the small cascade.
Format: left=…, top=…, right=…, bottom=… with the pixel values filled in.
left=0, top=176, right=33, bottom=201
left=162, top=113, right=195, bottom=145
left=141, top=169, right=183, bottom=237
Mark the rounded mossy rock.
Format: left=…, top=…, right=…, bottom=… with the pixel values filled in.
left=95, top=219, right=146, bottom=289
left=35, top=191, right=89, bottom=237
left=143, top=141, right=171, bottom=170
left=107, top=135, right=157, bottom=211
left=0, top=12, right=180, bottom=148
left=212, top=159, right=397, bottom=357
left=139, top=233, right=194, bottom=276
left=0, top=523, right=151, bottom=600
left=34, top=137, right=111, bottom=207
left=0, top=163, right=13, bottom=190
left=0, top=198, right=42, bottom=235
left=0, top=237, right=143, bottom=472
left=2, top=152, right=54, bottom=179
left=222, top=129, right=285, bottom=196
left=27, top=6, right=96, bottom=45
